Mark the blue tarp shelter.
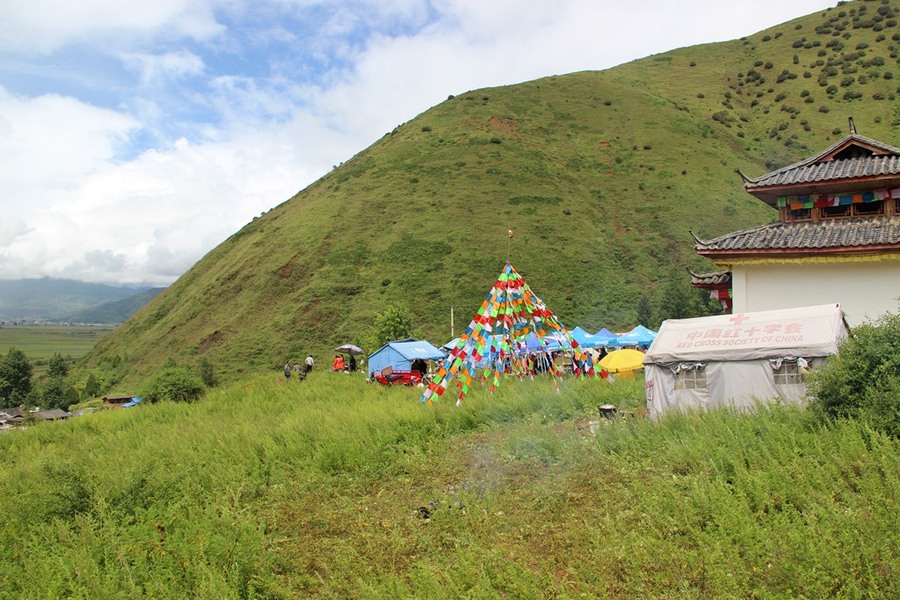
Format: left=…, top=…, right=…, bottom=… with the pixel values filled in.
left=616, top=324, right=657, bottom=347
left=367, top=338, right=447, bottom=378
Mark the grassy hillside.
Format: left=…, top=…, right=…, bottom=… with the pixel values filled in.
left=85, top=1, right=900, bottom=388
left=1, top=376, right=897, bottom=597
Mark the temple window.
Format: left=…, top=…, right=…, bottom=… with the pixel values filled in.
left=788, top=207, right=811, bottom=221
left=853, top=200, right=885, bottom=217
left=819, top=200, right=886, bottom=219
left=821, top=204, right=851, bottom=218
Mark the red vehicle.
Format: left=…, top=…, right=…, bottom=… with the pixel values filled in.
left=374, top=365, right=423, bottom=386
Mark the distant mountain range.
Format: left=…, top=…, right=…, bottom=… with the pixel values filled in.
left=0, top=278, right=164, bottom=323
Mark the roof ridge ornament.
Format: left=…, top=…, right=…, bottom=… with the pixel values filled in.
left=848, top=116, right=857, bottom=135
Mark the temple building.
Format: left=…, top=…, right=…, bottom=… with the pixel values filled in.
left=692, top=120, right=899, bottom=326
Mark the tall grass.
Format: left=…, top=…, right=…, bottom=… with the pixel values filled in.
left=1, top=373, right=897, bottom=598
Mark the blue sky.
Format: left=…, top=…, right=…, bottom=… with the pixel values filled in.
left=0, top=0, right=836, bottom=286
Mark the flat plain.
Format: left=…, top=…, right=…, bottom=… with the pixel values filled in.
left=0, top=325, right=112, bottom=363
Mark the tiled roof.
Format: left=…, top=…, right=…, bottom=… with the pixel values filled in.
left=745, top=155, right=900, bottom=188
left=695, top=217, right=900, bottom=254
left=744, top=134, right=900, bottom=190
left=688, top=270, right=732, bottom=286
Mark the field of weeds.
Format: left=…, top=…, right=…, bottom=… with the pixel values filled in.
left=1, top=372, right=897, bottom=598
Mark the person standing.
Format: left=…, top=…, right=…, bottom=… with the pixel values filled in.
left=305, top=355, right=314, bottom=374
left=348, top=354, right=357, bottom=372
left=284, top=360, right=292, bottom=382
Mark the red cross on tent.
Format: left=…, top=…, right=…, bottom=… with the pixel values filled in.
left=420, top=262, right=599, bottom=406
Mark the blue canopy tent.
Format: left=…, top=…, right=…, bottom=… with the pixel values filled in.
left=594, top=327, right=619, bottom=341
left=570, top=326, right=609, bottom=349
left=525, top=332, right=563, bottom=352
left=367, top=339, right=447, bottom=378
left=616, top=324, right=657, bottom=347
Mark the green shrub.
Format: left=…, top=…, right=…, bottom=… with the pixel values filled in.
left=142, top=366, right=205, bottom=403
left=808, top=309, right=900, bottom=437
left=198, top=358, right=218, bottom=388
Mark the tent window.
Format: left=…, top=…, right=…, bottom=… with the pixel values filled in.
left=773, top=362, right=804, bottom=385
left=675, top=367, right=707, bottom=390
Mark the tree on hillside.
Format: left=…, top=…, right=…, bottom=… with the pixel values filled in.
left=40, top=376, right=75, bottom=411
left=655, top=274, right=719, bottom=326
left=198, top=358, right=218, bottom=388
left=0, top=348, right=33, bottom=408
left=636, top=296, right=654, bottom=327
left=370, top=303, right=415, bottom=349
left=47, top=353, right=70, bottom=378
left=84, top=373, right=102, bottom=398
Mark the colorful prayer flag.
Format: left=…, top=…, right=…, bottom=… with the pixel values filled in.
left=420, top=262, right=598, bottom=405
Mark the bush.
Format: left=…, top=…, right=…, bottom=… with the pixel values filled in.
left=808, top=309, right=900, bottom=437
left=198, top=358, right=218, bottom=388
left=142, top=366, right=205, bottom=403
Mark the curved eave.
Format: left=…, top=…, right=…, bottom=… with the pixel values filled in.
left=697, top=245, right=900, bottom=260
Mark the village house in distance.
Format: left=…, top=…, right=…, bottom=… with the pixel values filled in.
left=692, top=119, right=900, bottom=326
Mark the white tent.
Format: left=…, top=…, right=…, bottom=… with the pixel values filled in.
left=643, top=304, right=848, bottom=419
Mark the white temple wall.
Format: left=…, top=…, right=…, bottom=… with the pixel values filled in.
left=731, top=260, right=900, bottom=326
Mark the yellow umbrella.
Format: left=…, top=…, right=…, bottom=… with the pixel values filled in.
left=598, top=349, right=646, bottom=374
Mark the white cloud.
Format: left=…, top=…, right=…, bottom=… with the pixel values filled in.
left=122, top=50, right=206, bottom=85
left=0, top=0, right=223, bottom=54
left=0, top=91, right=352, bottom=284
left=0, top=87, right=140, bottom=199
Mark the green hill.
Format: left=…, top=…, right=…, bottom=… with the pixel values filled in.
left=85, top=1, right=900, bottom=387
